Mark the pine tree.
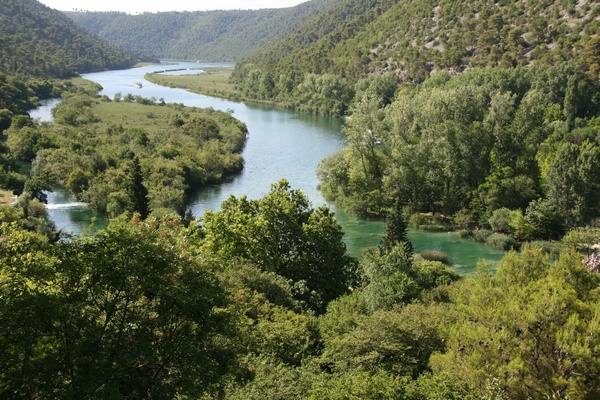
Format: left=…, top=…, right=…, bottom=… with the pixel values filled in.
left=379, top=198, right=413, bottom=255
left=127, top=156, right=150, bottom=219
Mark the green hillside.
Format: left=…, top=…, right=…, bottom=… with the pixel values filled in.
left=64, top=0, right=330, bottom=62
left=232, top=0, right=600, bottom=114
left=0, top=0, right=145, bottom=78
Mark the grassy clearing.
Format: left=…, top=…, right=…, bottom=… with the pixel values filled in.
left=91, top=99, right=195, bottom=134
left=145, top=67, right=238, bottom=99
left=68, top=77, right=103, bottom=94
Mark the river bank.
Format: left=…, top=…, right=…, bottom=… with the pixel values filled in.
left=32, top=61, right=506, bottom=273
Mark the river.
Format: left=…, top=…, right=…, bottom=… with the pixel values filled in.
left=34, top=61, right=505, bottom=273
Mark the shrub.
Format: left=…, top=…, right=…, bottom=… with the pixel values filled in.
left=486, top=233, right=519, bottom=251
left=409, top=213, right=431, bottom=229
left=420, top=250, right=449, bottom=264
left=458, top=229, right=474, bottom=239
left=488, top=208, right=511, bottom=233
left=524, top=241, right=566, bottom=260
left=472, top=229, right=493, bottom=243
left=418, top=224, right=448, bottom=232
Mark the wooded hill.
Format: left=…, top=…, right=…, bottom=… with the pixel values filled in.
left=232, top=0, right=600, bottom=111
left=0, top=0, right=146, bottom=79
left=64, top=0, right=331, bottom=62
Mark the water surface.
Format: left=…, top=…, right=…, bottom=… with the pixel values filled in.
left=38, top=62, right=505, bottom=273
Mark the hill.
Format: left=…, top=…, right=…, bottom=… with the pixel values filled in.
left=64, top=0, right=331, bottom=62
left=232, top=0, right=600, bottom=114
left=0, top=0, right=146, bottom=78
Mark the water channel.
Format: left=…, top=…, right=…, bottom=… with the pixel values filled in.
left=33, top=61, right=506, bottom=273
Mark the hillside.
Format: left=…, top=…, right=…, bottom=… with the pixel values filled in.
left=0, top=0, right=146, bottom=78
left=64, top=0, right=331, bottom=62
left=232, top=0, right=600, bottom=113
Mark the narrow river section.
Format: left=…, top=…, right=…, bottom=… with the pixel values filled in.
left=35, top=61, right=506, bottom=273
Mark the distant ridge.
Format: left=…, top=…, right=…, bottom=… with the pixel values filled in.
left=64, top=0, right=331, bottom=62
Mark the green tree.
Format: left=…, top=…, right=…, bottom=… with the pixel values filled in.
left=0, top=218, right=232, bottom=399
left=431, top=248, right=600, bottom=398
left=202, top=180, right=356, bottom=313
left=126, top=156, right=150, bottom=219
left=380, top=198, right=413, bottom=255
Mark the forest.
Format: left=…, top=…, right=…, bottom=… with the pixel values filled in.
left=232, top=0, right=600, bottom=115
left=0, top=0, right=147, bottom=79
left=64, top=0, right=330, bottom=63
left=1, top=0, right=600, bottom=398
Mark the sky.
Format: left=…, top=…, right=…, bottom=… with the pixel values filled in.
left=38, top=0, right=308, bottom=13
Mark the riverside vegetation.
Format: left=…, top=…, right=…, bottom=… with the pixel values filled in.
left=1, top=0, right=600, bottom=398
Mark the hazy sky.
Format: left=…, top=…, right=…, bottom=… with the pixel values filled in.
left=38, top=0, right=308, bottom=13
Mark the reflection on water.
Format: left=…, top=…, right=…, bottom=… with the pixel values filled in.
left=35, top=61, right=506, bottom=273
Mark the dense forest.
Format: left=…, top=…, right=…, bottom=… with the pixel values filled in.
left=0, top=0, right=146, bottom=79
left=1, top=0, right=600, bottom=398
left=232, top=0, right=600, bottom=115
left=64, top=0, right=330, bottom=62
left=2, top=91, right=248, bottom=218
left=318, top=63, right=600, bottom=244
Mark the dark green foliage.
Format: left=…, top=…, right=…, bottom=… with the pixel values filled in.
left=126, top=156, right=150, bottom=219
left=0, top=218, right=231, bottom=399
left=380, top=199, right=413, bottom=254
left=0, top=0, right=144, bottom=79
left=318, top=64, right=600, bottom=237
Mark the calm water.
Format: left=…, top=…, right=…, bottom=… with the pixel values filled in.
left=38, top=62, right=505, bottom=273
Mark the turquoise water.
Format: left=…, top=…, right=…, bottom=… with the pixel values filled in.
left=39, top=62, right=506, bottom=273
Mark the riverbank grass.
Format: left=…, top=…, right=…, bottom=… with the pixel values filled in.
left=145, top=67, right=238, bottom=100
left=68, top=77, right=103, bottom=94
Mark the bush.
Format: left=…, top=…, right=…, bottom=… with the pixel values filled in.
left=472, top=229, right=493, bottom=243
left=523, top=241, right=566, bottom=260
left=485, top=233, right=519, bottom=251
left=418, top=224, right=448, bottom=232
left=409, top=213, right=432, bottom=229
left=488, top=208, right=511, bottom=233
left=420, top=250, right=449, bottom=264
left=458, top=229, right=474, bottom=239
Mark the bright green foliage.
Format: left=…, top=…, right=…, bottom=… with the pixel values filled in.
left=202, top=179, right=357, bottom=313
left=16, top=94, right=247, bottom=217
left=431, top=248, right=600, bottom=399
left=0, top=218, right=231, bottom=399
left=318, top=64, right=600, bottom=235
left=359, top=244, right=459, bottom=312
left=562, top=227, right=600, bottom=253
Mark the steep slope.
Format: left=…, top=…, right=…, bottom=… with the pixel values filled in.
left=65, top=0, right=331, bottom=62
left=0, top=0, right=145, bottom=78
left=234, top=0, right=600, bottom=88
